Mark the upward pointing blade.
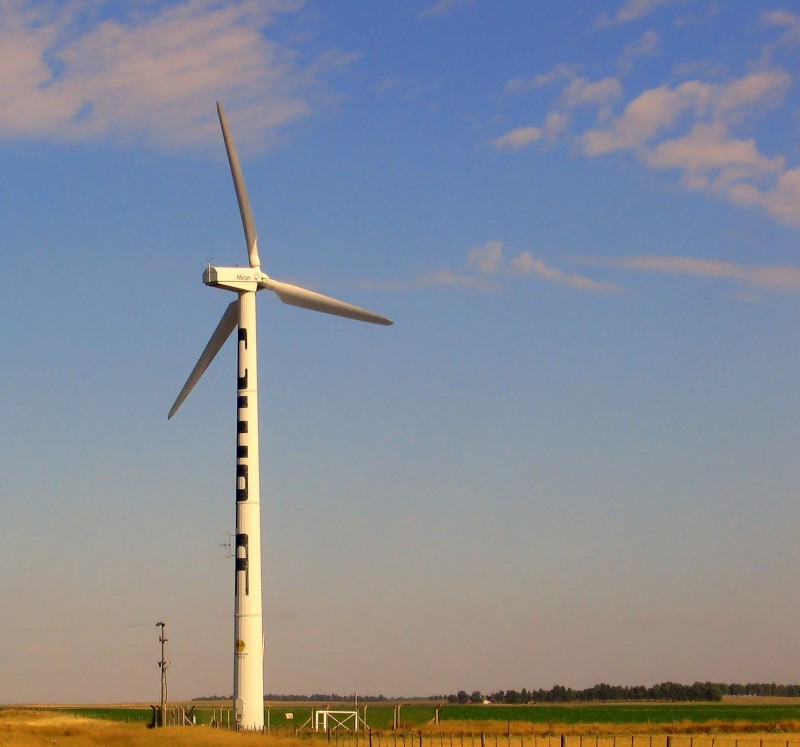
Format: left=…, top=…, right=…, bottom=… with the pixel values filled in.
left=217, top=101, right=261, bottom=270
left=264, top=278, right=393, bottom=325
left=168, top=300, right=240, bottom=419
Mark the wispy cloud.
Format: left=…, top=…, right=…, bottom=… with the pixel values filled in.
left=491, top=113, right=567, bottom=150
left=419, top=0, right=476, bottom=19
left=511, top=252, right=624, bottom=292
left=493, top=15, right=800, bottom=227
left=0, top=0, right=337, bottom=151
left=762, top=9, right=800, bottom=51
left=495, top=68, right=621, bottom=151
left=618, top=30, right=662, bottom=71
left=578, top=69, right=796, bottom=223
left=583, top=255, right=800, bottom=293
left=598, top=0, right=679, bottom=26
left=415, top=240, right=622, bottom=293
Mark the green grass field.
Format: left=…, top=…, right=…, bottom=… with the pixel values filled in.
left=42, top=702, right=800, bottom=731
left=5, top=709, right=800, bottom=747
left=433, top=704, right=800, bottom=727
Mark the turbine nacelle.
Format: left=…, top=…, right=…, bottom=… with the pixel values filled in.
left=204, top=265, right=264, bottom=293
left=203, top=265, right=393, bottom=325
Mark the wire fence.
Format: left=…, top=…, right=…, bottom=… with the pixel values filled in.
left=251, top=731, right=800, bottom=747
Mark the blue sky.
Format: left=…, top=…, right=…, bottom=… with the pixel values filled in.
left=1, top=0, right=799, bottom=704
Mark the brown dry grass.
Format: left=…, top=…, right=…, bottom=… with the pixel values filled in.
left=419, top=722, right=800, bottom=737
left=3, top=710, right=800, bottom=747
left=0, top=709, right=292, bottom=746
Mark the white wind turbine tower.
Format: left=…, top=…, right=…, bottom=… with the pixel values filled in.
left=169, top=102, right=392, bottom=731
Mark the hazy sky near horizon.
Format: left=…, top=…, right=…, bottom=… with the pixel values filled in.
left=2, top=0, right=800, bottom=704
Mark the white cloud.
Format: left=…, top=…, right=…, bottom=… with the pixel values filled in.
left=574, top=68, right=798, bottom=224
left=714, top=70, right=792, bottom=114
left=511, top=252, right=623, bottom=292
left=0, top=0, right=334, bottom=151
left=644, top=122, right=784, bottom=178
left=419, top=269, right=499, bottom=291
left=494, top=9, right=800, bottom=230
left=505, top=64, right=576, bottom=96
left=467, top=240, right=505, bottom=274
left=732, top=167, right=800, bottom=227
left=492, top=126, right=543, bottom=151
left=618, top=30, right=662, bottom=70
left=492, top=112, right=567, bottom=151
left=419, top=0, right=476, bottom=18
left=614, top=0, right=676, bottom=24
left=581, top=81, right=710, bottom=155
left=762, top=9, right=800, bottom=49
left=560, top=76, right=624, bottom=109
left=419, top=240, right=621, bottom=293
left=495, top=72, right=617, bottom=152
left=585, top=255, right=800, bottom=293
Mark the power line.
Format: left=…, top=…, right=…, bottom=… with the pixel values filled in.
left=0, top=622, right=156, bottom=633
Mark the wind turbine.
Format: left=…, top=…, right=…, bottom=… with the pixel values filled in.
left=169, top=102, right=392, bottom=731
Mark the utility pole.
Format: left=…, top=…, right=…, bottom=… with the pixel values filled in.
left=156, top=621, right=169, bottom=726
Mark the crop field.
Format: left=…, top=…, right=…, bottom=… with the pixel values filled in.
left=173, top=703, right=800, bottom=731
left=19, top=701, right=800, bottom=731
left=5, top=708, right=800, bottom=747
left=7, top=700, right=800, bottom=742
left=432, top=704, right=800, bottom=728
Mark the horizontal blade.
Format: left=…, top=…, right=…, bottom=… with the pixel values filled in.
left=217, top=101, right=261, bottom=269
left=264, top=278, right=393, bottom=326
left=168, top=300, right=240, bottom=419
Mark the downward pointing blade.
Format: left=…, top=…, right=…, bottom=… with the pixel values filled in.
left=217, top=102, right=261, bottom=269
left=264, top=278, right=393, bottom=325
left=168, top=300, right=240, bottom=419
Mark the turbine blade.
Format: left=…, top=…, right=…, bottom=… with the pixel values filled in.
left=168, top=300, right=240, bottom=419
left=217, top=102, right=261, bottom=269
left=264, top=278, right=393, bottom=326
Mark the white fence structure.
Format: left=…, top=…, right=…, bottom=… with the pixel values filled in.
left=313, top=709, right=371, bottom=733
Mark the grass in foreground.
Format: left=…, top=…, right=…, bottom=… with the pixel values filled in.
left=5, top=710, right=800, bottom=747
left=0, top=709, right=285, bottom=746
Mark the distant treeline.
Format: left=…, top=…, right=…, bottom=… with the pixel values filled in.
left=194, top=683, right=800, bottom=704
left=193, top=693, right=424, bottom=703
left=452, top=683, right=800, bottom=704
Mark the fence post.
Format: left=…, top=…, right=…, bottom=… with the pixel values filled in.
left=561, top=735, right=567, bottom=747
left=481, top=734, right=486, bottom=747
